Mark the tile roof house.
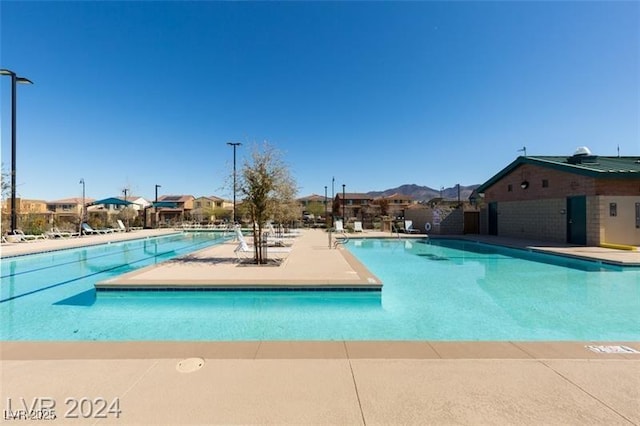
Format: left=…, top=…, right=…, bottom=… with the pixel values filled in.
left=476, top=148, right=640, bottom=246
left=333, top=193, right=375, bottom=220
left=156, top=195, right=195, bottom=226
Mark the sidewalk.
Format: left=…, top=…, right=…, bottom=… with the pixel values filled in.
left=1, top=341, right=638, bottom=424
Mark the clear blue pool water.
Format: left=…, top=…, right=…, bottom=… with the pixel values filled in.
left=1, top=237, right=638, bottom=341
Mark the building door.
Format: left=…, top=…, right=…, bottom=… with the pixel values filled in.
left=488, top=202, right=498, bottom=236
left=567, top=196, right=587, bottom=245
left=463, top=211, right=480, bottom=234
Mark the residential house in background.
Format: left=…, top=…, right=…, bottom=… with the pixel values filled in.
left=156, top=195, right=194, bottom=225
left=475, top=148, right=640, bottom=246
left=1, top=198, right=52, bottom=230
left=375, top=193, right=416, bottom=219
left=192, top=196, right=231, bottom=222
left=46, top=198, right=92, bottom=222
left=298, top=194, right=330, bottom=219
left=2, top=198, right=49, bottom=215
left=333, top=193, right=375, bottom=221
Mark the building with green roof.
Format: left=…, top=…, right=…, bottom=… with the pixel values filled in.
left=476, top=148, right=640, bottom=246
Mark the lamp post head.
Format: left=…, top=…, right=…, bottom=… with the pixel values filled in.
left=1, top=70, right=33, bottom=84
left=79, top=178, right=84, bottom=185
left=16, top=77, right=33, bottom=85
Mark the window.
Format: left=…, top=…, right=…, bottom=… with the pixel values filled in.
left=507, top=184, right=513, bottom=192
left=542, top=179, right=549, bottom=188
left=609, top=203, right=617, bottom=217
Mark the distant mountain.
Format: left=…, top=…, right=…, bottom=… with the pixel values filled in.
left=367, top=184, right=480, bottom=202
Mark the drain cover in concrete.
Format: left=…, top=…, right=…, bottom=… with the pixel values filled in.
left=585, top=345, right=639, bottom=354
left=176, top=357, right=205, bottom=373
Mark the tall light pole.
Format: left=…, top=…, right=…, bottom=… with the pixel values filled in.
left=342, top=184, right=346, bottom=222
left=324, top=185, right=328, bottom=223
left=331, top=176, right=335, bottom=226
left=227, top=142, right=241, bottom=224
left=79, top=178, right=85, bottom=223
left=154, top=184, right=161, bottom=228
left=1, top=69, right=33, bottom=233
left=122, top=188, right=129, bottom=231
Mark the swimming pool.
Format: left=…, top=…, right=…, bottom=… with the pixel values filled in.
left=1, top=237, right=638, bottom=341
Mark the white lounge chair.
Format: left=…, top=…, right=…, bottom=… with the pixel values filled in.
left=264, top=223, right=295, bottom=246
left=82, top=223, right=113, bottom=235
left=235, top=226, right=292, bottom=248
left=46, top=228, right=78, bottom=238
left=13, top=229, right=46, bottom=241
left=334, top=220, right=346, bottom=233
left=404, top=220, right=421, bottom=234
left=234, top=226, right=291, bottom=260
left=353, top=221, right=364, bottom=232
left=267, top=222, right=300, bottom=238
left=234, top=238, right=291, bottom=262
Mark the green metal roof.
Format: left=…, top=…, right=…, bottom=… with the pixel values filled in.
left=477, top=155, right=640, bottom=193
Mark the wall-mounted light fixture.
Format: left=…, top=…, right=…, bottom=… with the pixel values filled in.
left=520, top=181, right=529, bottom=189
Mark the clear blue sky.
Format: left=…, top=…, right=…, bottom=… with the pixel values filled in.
left=1, top=1, right=638, bottom=202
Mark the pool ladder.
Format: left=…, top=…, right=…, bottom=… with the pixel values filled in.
left=333, top=233, right=349, bottom=248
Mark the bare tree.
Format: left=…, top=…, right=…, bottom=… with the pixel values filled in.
left=238, top=142, right=297, bottom=264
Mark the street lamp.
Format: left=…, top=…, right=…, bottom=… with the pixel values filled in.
left=331, top=176, right=335, bottom=227
left=154, top=184, right=161, bottom=228
left=324, top=185, right=328, bottom=224
left=79, top=178, right=85, bottom=223
left=1, top=69, right=33, bottom=233
left=342, top=184, right=346, bottom=222
left=226, top=142, right=241, bottom=224
left=122, top=188, right=129, bottom=231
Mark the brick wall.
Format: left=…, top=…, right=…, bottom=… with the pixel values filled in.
left=484, top=164, right=599, bottom=202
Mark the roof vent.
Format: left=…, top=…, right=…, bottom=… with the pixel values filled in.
left=573, top=146, right=592, bottom=156
left=568, top=146, right=598, bottom=165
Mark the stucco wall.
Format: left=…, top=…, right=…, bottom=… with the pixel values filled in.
left=597, top=196, right=640, bottom=245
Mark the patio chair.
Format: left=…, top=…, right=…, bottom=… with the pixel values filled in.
left=234, top=238, right=291, bottom=263
left=236, top=226, right=292, bottom=248
left=353, top=221, right=364, bottom=232
left=263, top=223, right=295, bottom=246
left=46, top=228, right=71, bottom=238
left=404, top=220, right=421, bottom=234
left=266, top=222, right=301, bottom=238
left=13, top=229, right=46, bottom=241
left=81, top=223, right=113, bottom=235
left=334, top=220, right=346, bottom=233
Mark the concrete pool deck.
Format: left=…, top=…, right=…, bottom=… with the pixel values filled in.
left=1, top=228, right=639, bottom=424
left=95, top=228, right=383, bottom=291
